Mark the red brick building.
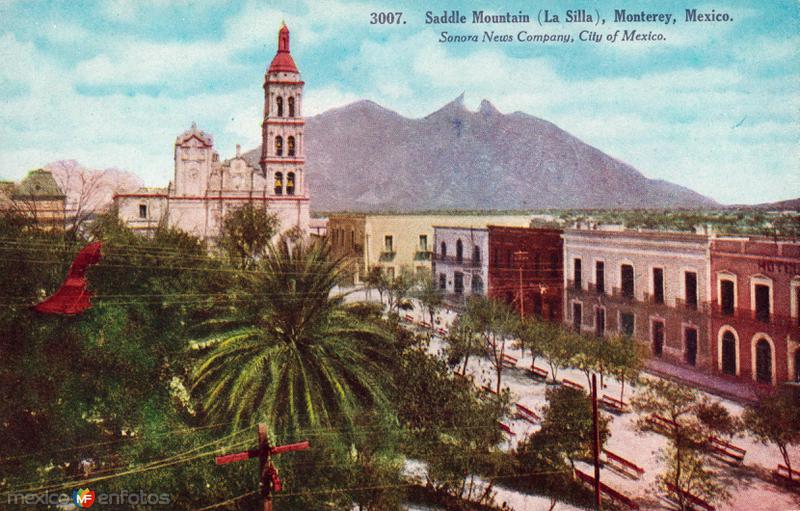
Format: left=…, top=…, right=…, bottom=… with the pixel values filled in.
left=710, top=236, right=800, bottom=385
left=488, top=226, right=563, bottom=321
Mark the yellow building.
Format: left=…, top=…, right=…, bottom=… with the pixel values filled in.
left=328, top=213, right=532, bottom=283
left=1, top=169, right=66, bottom=231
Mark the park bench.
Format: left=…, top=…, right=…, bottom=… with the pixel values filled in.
left=706, top=435, right=745, bottom=464
left=574, top=468, right=640, bottom=510
left=561, top=378, right=585, bottom=391
left=602, top=449, right=644, bottom=479
left=774, top=464, right=800, bottom=485
left=436, top=327, right=448, bottom=337
left=497, top=421, right=515, bottom=436
left=646, top=413, right=677, bottom=435
left=514, top=403, right=541, bottom=425
left=501, top=353, right=518, bottom=369
left=527, top=365, right=548, bottom=380
left=419, top=320, right=432, bottom=329
left=481, top=385, right=499, bottom=396
left=403, top=314, right=415, bottom=323
left=664, top=482, right=715, bottom=511
left=600, top=394, right=628, bottom=413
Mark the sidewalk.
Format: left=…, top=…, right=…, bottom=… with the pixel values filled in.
left=646, top=359, right=760, bottom=404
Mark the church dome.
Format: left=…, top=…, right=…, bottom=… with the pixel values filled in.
left=267, top=24, right=298, bottom=74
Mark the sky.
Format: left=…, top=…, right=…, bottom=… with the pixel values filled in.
left=0, top=0, right=798, bottom=205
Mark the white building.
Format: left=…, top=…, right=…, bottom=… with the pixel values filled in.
left=433, top=226, right=489, bottom=299
left=115, top=24, right=310, bottom=241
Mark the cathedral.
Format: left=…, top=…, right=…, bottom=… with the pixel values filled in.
left=115, top=24, right=310, bottom=240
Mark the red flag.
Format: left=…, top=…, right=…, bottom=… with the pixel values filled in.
left=33, top=242, right=102, bottom=315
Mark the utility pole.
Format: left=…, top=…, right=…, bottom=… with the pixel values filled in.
left=591, top=373, right=602, bottom=511
left=512, top=250, right=528, bottom=318
left=215, top=423, right=310, bottom=511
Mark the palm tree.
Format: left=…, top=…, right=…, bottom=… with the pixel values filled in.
left=191, top=239, right=395, bottom=434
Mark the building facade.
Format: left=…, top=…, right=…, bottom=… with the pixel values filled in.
left=489, top=226, right=563, bottom=321
left=563, top=227, right=712, bottom=371
left=433, top=226, right=488, bottom=300
left=710, top=237, right=800, bottom=385
left=0, top=169, right=66, bottom=230
left=329, top=214, right=531, bottom=284
left=115, top=24, right=310, bottom=241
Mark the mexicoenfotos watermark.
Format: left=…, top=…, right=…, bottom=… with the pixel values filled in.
left=7, top=488, right=172, bottom=508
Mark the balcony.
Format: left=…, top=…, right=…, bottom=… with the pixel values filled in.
left=709, top=302, right=799, bottom=329
left=611, top=287, right=635, bottom=301
left=433, top=254, right=481, bottom=267
left=414, top=250, right=433, bottom=261
left=378, top=251, right=396, bottom=262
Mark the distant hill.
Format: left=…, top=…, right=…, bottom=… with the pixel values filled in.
left=244, top=95, right=717, bottom=212
left=748, top=197, right=800, bottom=210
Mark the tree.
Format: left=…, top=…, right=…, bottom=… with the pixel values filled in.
left=384, top=267, right=415, bottom=316
left=445, top=316, right=481, bottom=376
left=513, top=316, right=548, bottom=370
left=632, top=379, right=729, bottom=510
left=605, top=334, right=645, bottom=402
left=414, top=272, right=443, bottom=337
left=540, top=326, right=580, bottom=384
left=191, top=239, right=396, bottom=435
left=462, top=296, right=517, bottom=395
left=364, top=265, right=390, bottom=305
left=217, top=203, right=279, bottom=269
left=743, top=387, right=800, bottom=481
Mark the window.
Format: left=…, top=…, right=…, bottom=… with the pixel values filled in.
left=550, top=253, right=558, bottom=272
left=795, top=286, right=800, bottom=326
left=595, top=307, right=605, bottom=337
left=684, top=271, right=698, bottom=309
left=506, top=250, right=512, bottom=268
left=419, top=235, right=428, bottom=251
left=456, top=240, right=463, bottom=262
left=684, top=327, right=698, bottom=366
left=273, top=172, right=283, bottom=195
left=275, top=136, right=283, bottom=156
left=138, top=204, right=147, bottom=219
left=288, top=97, right=295, bottom=117
left=755, top=284, right=770, bottom=322
left=454, top=272, right=464, bottom=294
left=439, top=273, right=446, bottom=290
left=472, top=246, right=480, bottom=264
left=287, top=136, right=295, bottom=157
left=471, top=275, right=483, bottom=294
left=572, top=302, right=582, bottom=330
left=652, top=321, right=664, bottom=357
left=573, top=258, right=582, bottom=290
left=720, top=279, right=735, bottom=315
left=619, top=312, right=634, bottom=336
left=493, top=248, right=499, bottom=267
left=440, top=242, right=447, bottom=259
left=721, top=331, right=736, bottom=375
left=755, top=338, right=772, bottom=384
left=384, top=235, right=393, bottom=253
left=794, top=349, right=800, bottom=382
left=595, top=261, right=605, bottom=294
left=621, top=264, right=634, bottom=298
left=286, top=172, right=295, bottom=195
left=653, top=268, right=664, bottom=304
left=276, top=96, right=283, bottom=117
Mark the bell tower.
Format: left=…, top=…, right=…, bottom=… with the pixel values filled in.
left=260, top=23, right=305, bottom=199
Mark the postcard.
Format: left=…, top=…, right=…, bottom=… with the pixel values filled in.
left=1, top=1, right=798, bottom=510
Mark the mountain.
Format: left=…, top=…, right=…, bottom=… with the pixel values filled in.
left=245, top=96, right=717, bottom=211
left=749, top=198, right=800, bottom=210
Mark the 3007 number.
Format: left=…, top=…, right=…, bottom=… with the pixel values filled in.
left=370, top=12, right=404, bottom=24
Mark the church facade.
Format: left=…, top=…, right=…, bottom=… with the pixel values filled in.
left=115, top=24, right=310, bottom=241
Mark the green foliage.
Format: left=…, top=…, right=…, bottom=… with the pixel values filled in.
left=413, top=271, right=443, bottom=333
left=461, top=296, right=518, bottom=394
left=743, top=387, right=800, bottom=479
left=217, top=203, right=279, bottom=269
left=191, top=239, right=397, bottom=435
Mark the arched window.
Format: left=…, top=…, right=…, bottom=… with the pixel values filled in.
left=275, top=136, right=283, bottom=156
left=472, top=246, right=480, bottom=264
left=274, top=172, right=283, bottom=195
left=276, top=96, right=283, bottom=117
left=456, top=239, right=463, bottom=263
left=721, top=331, right=737, bottom=376
left=287, top=136, right=295, bottom=157
left=440, top=242, right=447, bottom=259
left=288, top=97, right=295, bottom=117
left=286, top=172, right=295, bottom=195
left=755, top=338, right=772, bottom=384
